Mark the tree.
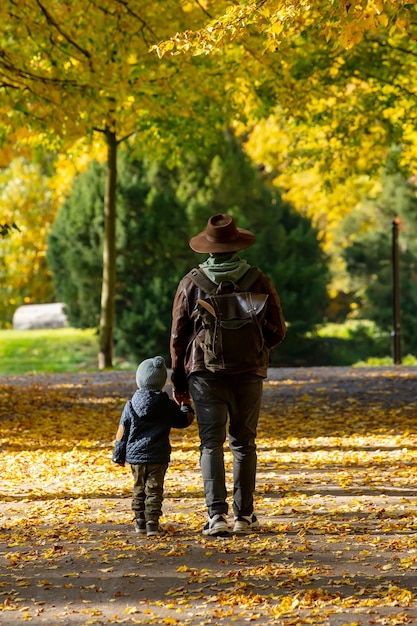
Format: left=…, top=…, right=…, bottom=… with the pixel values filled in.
left=7, top=2, right=413, bottom=366
left=48, top=136, right=327, bottom=363
left=235, top=5, right=417, bottom=199
left=343, top=164, right=417, bottom=354
left=114, top=157, right=193, bottom=361
left=47, top=160, right=106, bottom=329
left=48, top=151, right=192, bottom=362
left=0, top=159, right=55, bottom=326
left=176, top=131, right=329, bottom=335
left=155, top=1, right=413, bottom=56
left=153, top=2, right=417, bottom=232
left=0, top=0, right=236, bottom=367
left=146, top=3, right=417, bottom=336
left=154, top=0, right=417, bottom=357
left=205, top=5, right=417, bottom=312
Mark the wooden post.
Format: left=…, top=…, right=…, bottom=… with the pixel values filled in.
left=392, top=217, right=402, bottom=365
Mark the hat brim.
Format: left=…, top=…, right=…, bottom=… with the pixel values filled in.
left=189, top=228, right=256, bottom=253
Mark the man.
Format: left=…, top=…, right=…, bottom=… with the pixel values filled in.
left=170, top=214, right=286, bottom=536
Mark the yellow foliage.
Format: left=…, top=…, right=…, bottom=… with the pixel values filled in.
left=154, top=0, right=414, bottom=55
left=2, top=368, right=417, bottom=623
left=240, top=114, right=378, bottom=253
left=51, top=139, right=107, bottom=203
left=0, top=159, right=57, bottom=324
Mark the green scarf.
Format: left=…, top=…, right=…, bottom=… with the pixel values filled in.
left=199, top=253, right=252, bottom=285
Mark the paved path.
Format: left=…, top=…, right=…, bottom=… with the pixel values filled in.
left=1, top=366, right=417, bottom=625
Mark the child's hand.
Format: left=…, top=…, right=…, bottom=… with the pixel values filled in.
left=181, top=403, right=195, bottom=425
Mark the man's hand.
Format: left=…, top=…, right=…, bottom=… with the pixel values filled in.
left=173, top=390, right=191, bottom=406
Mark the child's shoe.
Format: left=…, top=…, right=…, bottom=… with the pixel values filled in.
left=146, top=520, right=160, bottom=537
left=134, top=518, right=146, bottom=535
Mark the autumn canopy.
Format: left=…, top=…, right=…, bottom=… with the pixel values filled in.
left=1, top=0, right=417, bottom=366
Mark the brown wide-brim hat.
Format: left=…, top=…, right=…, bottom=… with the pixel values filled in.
left=189, top=214, right=256, bottom=253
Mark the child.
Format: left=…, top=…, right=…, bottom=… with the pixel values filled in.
left=112, top=355, right=194, bottom=537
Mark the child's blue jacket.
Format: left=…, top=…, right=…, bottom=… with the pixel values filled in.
left=112, top=390, right=192, bottom=465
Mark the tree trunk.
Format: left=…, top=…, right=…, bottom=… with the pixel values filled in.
left=98, top=129, right=117, bottom=369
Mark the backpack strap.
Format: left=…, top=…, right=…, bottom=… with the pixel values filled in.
left=186, top=268, right=218, bottom=294
left=236, top=267, right=260, bottom=291
left=186, top=266, right=260, bottom=294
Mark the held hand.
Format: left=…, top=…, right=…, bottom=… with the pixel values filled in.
left=173, top=390, right=191, bottom=406
left=180, top=403, right=195, bottom=425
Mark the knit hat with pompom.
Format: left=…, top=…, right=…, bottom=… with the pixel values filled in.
left=135, top=356, right=167, bottom=391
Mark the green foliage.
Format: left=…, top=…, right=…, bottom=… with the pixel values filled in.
left=343, top=167, right=417, bottom=355
left=113, top=157, right=191, bottom=361
left=177, top=132, right=329, bottom=334
left=48, top=151, right=190, bottom=362
left=47, top=160, right=105, bottom=328
left=270, top=320, right=390, bottom=367
left=355, top=354, right=417, bottom=367
left=48, top=137, right=328, bottom=364
left=245, top=199, right=329, bottom=334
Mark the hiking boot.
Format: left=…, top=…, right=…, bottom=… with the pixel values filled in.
left=146, top=521, right=160, bottom=537
left=134, top=518, right=146, bottom=535
left=202, top=514, right=229, bottom=537
left=233, top=514, right=260, bottom=534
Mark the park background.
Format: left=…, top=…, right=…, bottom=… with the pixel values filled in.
left=1, top=1, right=417, bottom=372
left=2, top=6, right=417, bottom=625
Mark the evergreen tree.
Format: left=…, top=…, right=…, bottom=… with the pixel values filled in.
left=48, top=137, right=329, bottom=364
left=176, top=132, right=329, bottom=334
left=48, top=152, right=189, bottom=362
left=48, top=160, right=105, bottom=328
left=343, top=164, right=417, bottom=355
left=113, top=158, right=191, bottom=361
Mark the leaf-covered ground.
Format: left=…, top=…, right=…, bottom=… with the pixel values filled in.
left=1, top=367, right=417, bottom=626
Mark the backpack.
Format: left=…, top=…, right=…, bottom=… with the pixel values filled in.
left=186, top=267, right=269, bottom=373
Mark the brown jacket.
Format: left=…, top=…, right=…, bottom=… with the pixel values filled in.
left=170, top=269, right=286, bottom=392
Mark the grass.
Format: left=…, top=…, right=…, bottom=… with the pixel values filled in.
left=309, top=319, right=417, bottom=367
left=355, top=353, right=417, bottom=366
left=314, top=319, right=379, bottom=338
left=0, top=328, right=101, bottom=375
left=1, top=324, right=416, bottom=376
